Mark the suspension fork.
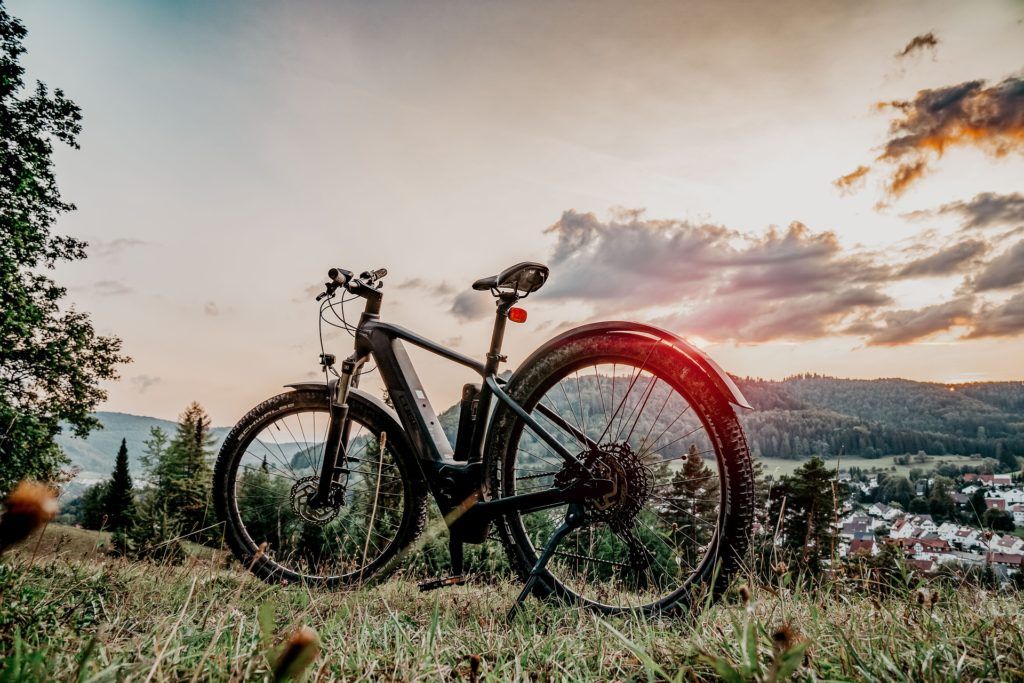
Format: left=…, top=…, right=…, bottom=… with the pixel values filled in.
left=312, top=354, right=364, bottom=507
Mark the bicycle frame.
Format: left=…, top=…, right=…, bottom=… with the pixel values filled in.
left=313, top=284, right=599, bottom=548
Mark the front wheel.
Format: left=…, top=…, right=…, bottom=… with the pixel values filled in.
left=486, top=331, right=754, bottom=614
left=213, top=389, right=427, bottom=587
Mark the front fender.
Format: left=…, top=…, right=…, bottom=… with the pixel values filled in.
left=283, top=380, right=402, bottom=419
left=512, top=321, right=751, bottom=411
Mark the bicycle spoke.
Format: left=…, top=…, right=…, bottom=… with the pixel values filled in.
left=505, top=352, right=725, bottom=610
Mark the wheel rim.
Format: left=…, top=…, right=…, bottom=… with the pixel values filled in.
left=230, top=404, right=407, bottom=582
left=502, top=354, right=724, bottom=610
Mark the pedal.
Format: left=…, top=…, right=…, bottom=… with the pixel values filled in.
left=418, top=575, right=466, bottom=592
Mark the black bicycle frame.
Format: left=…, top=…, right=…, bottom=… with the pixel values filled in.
left=313, top=284, right=598, bottom=542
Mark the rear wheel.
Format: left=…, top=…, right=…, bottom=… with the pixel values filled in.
left=213, top=389, right=427, bottom=587
left=486, top=333, right=754, bottom=614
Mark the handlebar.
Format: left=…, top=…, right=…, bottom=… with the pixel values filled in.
left=317, top=266, right=388, bottom=300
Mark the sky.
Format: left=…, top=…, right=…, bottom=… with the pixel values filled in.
left=9, top=0, right=1024, bottom=424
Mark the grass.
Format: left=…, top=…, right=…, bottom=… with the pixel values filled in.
left=2, top=525, right=1023, bottom=681
left=758, top=454, right=980, bottom=478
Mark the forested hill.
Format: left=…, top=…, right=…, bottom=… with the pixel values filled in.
left=59, top=377, right=1023, bottom=482
left=733, top=376, right=1024, bottom=461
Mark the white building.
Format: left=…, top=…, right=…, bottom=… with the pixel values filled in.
left=988, top=534, right=1024, bottom=555
left=1012, top=504, right=1024, bottom=527
left=867, top=502, right=902, bottom=521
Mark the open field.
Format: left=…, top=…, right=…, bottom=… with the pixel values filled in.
left=757, top=454, right=980, bottom=479
left=2, top=525, right=1023, bottom=681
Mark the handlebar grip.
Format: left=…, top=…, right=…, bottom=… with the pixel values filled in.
left=327, top=267, right=351, bottom=286
left=360, top=268, right=388, bottom=283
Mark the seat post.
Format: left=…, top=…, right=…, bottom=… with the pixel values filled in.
left=484, top=293, right=517, bottom=375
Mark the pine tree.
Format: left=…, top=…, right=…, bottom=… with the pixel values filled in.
left=666, top=444, right=718, bottom=566
left=765, top=456, right=839, bottom=571
left=139, top=426, right=168, bottom=474
left=103, top=437, right=134, bottom=530
left=153, top=402, right=215, bottom=539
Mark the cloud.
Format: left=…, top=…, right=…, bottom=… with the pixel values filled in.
left=449, top=290, right=492, bottom=321
left=839, top=75, right=1024, bottom=198
left=896, top=32, right=938, bottom=59
left=88, top=238, right=147, bottom=257
left=833, top=165, right=869, bottom=195
left=398, top=278, right=456, bottom=296
left=865, top=298, right=975, bottom=345
left=923, top=192, right=1024, bottom=229
left=91, top=280, right=132, bottom=296
left=130, top=375, right=161, bottom=393
left=538, top=210, right=893, bottom=342
left=966, top=292, right=1024, bottom=338
left=657, top=287, right=892, bottom=343
left=896, top=239, right=988, bottom=277
left=971, top=240, right=1024, bottom=291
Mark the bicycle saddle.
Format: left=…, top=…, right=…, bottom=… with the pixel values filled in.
left=472, top=262, right=549, bottom=295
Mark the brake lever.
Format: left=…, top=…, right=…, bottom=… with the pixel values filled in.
left=315, top=282, right=339, bottom=301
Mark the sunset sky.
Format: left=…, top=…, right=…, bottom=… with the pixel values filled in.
left=11, top=0, right=1024, bottom=424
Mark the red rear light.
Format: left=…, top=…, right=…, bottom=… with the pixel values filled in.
left=508, top=307, right=528, bottom=323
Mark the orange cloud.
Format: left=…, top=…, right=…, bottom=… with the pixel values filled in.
left=833, top=165, right=870, bottom=195
left=877, top=76, right=1024, bottom=196
left=838, top=75, right=1024, bottom=198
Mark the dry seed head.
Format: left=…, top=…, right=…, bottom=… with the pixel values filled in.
left=738, top=584, right=751, bottom=606
left=0, top=481, right=58, bottom=552
left=771, top=623, right=800, bottom=652
left=273, top=625, right=320, bottom=681
left=774, top=561, right=788, bottom=576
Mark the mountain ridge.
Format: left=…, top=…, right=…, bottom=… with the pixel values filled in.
left=61, top=376, right=1024, bottom=482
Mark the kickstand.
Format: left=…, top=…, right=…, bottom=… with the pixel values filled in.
left=506, top=504, right=585, bottom=623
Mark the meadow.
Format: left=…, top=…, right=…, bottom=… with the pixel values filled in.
left=757, top=454, right=979, bottom=479
left=2, top=524, right=1022, bottom=681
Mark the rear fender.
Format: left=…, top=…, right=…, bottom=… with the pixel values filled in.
left=510, top=321, right=751, bottom=411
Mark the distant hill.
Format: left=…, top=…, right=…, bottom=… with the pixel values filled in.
left=733, top=376, right=1024, bottom=461
left=56, top=412, right=231, bottom=483
left=60, top=376, right=1024, bottom=487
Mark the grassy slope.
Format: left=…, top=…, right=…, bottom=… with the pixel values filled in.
left=1, top=525, right=1023, bottom=681
left=758, top=454, right=980, bottom=478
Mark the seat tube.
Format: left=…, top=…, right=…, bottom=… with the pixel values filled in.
left=485, top=293, right=516, bottom=374
left=469, top=295, right=515, bottom=462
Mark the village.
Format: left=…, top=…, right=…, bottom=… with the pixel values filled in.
left=836, top=471, right=1024, bottom=580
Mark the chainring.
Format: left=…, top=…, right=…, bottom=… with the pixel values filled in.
left=290, top=476, right=341, bottom=526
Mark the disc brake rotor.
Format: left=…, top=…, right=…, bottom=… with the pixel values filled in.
left=290, top=476, right=341, bottom=526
